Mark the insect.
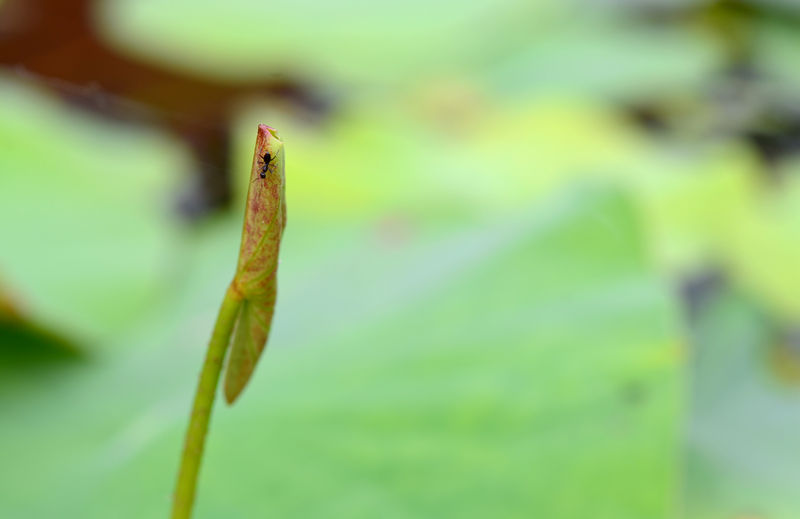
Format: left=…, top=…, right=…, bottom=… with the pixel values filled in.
left=257, top=150, right=279, bottom=178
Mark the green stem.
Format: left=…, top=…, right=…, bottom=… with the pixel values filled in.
left=171, top=283, right=243, bottom=519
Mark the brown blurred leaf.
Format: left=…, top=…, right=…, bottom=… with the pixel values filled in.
left=0, top=0, right=320, bottom=214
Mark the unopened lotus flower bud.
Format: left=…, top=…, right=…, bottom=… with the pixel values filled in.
left=224, top=124, right=287, bottom=404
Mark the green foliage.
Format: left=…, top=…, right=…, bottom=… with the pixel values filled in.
left=0, top=185, right=680, bottom=518
left=686, top=286, right=800, bottom=519
left=0, top=79, right=182, bottom=343
left=6, top=0, right=800, bottom=515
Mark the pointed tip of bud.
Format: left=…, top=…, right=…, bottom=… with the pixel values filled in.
left=258, top=124, right=280, bottom=140
left=255, top=124, right=284, bottom=159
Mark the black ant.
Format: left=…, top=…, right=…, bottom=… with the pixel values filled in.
left=257, top=149, right=279, bottom=179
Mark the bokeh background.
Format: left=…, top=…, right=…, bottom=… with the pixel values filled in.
left=3, top=0, right=800, bottom=517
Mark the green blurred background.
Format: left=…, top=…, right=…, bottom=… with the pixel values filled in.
left=3, top=0, right=800, bottom=517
